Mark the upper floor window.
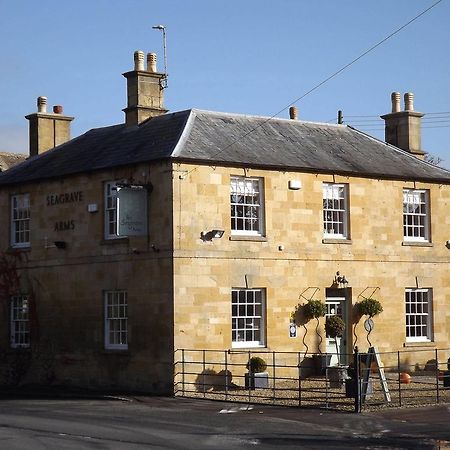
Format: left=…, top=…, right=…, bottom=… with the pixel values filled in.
left=11, top=194, right=30, bottom=248
left=405, top=288, right=433, bottom=342
left=104, top=290, right=128, bottom=350
left=230, top=176, right=264, bottom=235
left=403, top=189, right=430, bottom=242
left=323, top=183, right=349, bottom=239
left=10, top=295, right=30, bottom=348
left=232, top=288, right=266, bottom=348
left=104, top=182, right=119, bottom=239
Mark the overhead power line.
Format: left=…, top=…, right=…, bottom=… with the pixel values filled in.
left=345, top=111, right=450, bottom=119
left=187, top=0, right=443, bottom=176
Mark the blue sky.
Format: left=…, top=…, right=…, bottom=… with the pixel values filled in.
left=1, top=0, right=449, bottom=168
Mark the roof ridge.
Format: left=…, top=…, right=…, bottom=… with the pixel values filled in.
left=189, top=108, right=344, bottom=128
left=171, top=110, right=196, bottom=158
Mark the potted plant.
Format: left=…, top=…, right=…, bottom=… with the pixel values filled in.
left=303, top=300, right=327, bottom=344
left=325, top=315, right=345, bottom=358
left=444, top=356, right=450, bottom=389
left=245, top=356, right=269, bottom=390
left=302, top=299, right=328, bottom=374
left=356, top=298, right=383, bottom=318
left=355, top=298, right=383, bottom=347
left=325, top=315, right=348, bottom=387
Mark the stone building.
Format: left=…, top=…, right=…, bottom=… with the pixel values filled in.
left=0, top=51, right=449, bottom=392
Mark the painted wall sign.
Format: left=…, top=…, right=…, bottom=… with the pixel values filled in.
left=117, top=187, right=148, bottom=236
left=54, top=220, right=75, bottom=232
left=47, top=191, right=84, bottom=206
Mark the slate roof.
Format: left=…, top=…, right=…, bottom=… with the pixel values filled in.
left=0, top=152, right=27, bottom=172
left=0, top=108, right=449, bottom=186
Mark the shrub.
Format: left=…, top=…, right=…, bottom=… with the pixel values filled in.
left=356, top=298, right=383, bottom=318
left=325, top=315, right=345, bottom=338
left=303, top=299, right=327, bottom=320
left=246, top=356, right=267, bottom=373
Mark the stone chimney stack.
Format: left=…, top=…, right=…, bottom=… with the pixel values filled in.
left=25, top=96, right=74, bottom=157
left=380, top=92, right=425, bottom=159
left=122, top=51, right=168, bottom=127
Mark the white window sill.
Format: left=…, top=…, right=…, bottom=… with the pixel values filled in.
left=230, top=344, right=266, bottom=350
left=229, top=235, right=267, bottom=242
left=402, top=241, right=433, bottom=247
left=403, top=341, right=434, bottom=347
left=322, top=238, right=352, bottom=244
left=10, top=244, right=31, bottom=249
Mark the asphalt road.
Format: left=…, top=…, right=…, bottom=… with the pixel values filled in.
left=0, top=393, right=449, bottom=449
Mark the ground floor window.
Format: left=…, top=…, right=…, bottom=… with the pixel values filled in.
left=231, top=288, right=265, bottom=348
left=10, top=295, right=30, bottom=348
left=405, top=288, right=433, bottom=342
left=104, top=290, right=128, bottom=350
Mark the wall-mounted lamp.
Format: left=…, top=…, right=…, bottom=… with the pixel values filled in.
left=201, top=229, right=225, bottom=241
left=334, top=271, right=349, bottom=288
left=211, top=229, right=225, bottom=239
left=44, top=238, right=67, bottom=249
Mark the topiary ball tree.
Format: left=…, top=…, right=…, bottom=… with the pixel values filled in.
left=303, top=299, right=327, bottom=354
left=246, top=356, right=267, bottom=373
left=325, top=315, right=346, bottom=358
left=356, top=298, right=383, bottom=347
left=356, top=298, right=383, bottom=318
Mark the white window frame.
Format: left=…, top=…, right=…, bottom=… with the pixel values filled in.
left=405, top=288, right=433, bottom=342
left=230, top=176, right=264, bottom=236
left=323, top=183, right=349, bottom=239
left=104, top=290, right=128, bottom=350
left=10, top=295, right=30, bottom=348
left=104, top=181, right=121, bottom=239
left=231, top=288, right=266, bottom=348
left=403, top=189, right=430, bottom=242
left=11, top=194, right=30, bottom=248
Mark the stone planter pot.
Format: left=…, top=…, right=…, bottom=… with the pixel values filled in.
left=327, top=366, right=349, bottom=388
left=245, top=372, right=269, bottom=390
left=312, top=354, right=332, bottom=375
left=444, top=371, right=450, bottom=388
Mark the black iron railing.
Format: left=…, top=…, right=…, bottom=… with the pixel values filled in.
left=174, top=347, right=450, bottom=412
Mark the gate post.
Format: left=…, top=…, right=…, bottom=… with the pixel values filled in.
left=354, top=346, right=361, bottom=413
left=181, top=349, right=185, bottom=396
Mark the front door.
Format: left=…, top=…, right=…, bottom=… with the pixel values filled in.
left=325, top=296, right=347, bottom=366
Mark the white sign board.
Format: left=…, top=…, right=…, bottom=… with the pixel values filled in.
left=289, top=323, right=297, bottom=338
left=117, top=188, right=148, bottom=236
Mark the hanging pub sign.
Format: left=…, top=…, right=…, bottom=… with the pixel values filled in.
left=117, top=186, right=148, bottom=236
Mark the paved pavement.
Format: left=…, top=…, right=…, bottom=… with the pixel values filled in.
left=0, top=389, right=449, bottom=449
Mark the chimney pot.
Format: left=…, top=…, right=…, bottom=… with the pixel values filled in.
left=37, top=96, right=47, bottom=113
left=289, top=106, right=298, bottom=120
left=53, top=105, right=63, bottom=114
left=404, top=92, right=414, bottom=111
left=147, top=53, right=157, bottom=72
left=391, top=92, right=401, bottom=113
left=134, top=50, right=145, bottom=71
